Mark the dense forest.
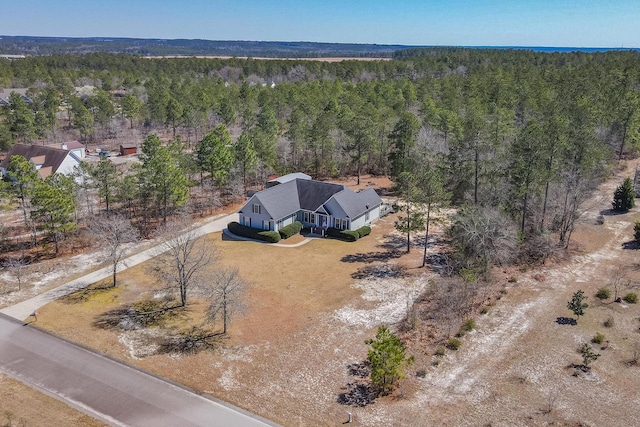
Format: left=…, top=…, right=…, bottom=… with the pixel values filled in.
left=1, top=48, right=640, bottom=273
left=0, top=36, right=412, bottom=58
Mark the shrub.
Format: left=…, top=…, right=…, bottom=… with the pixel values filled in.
left=416, top=368, right=427, bottom=378
left=227, top=221, right=281, bottom=243
left=595, top=288, right=611, bottom=300
left=635, top=222, right=640, bottom=242
left=434, top=346, right=446, bottom=357
left=356, top=226, right=372, bottom=238
left=326, top=227, right=359, bottom=242
left=446, top=338, right=461, bottom=351
left=596, top=215, right=605, bottom=225
left=480, top=307, right=489, bottom=315
left=258, top=231, right=281, bottom=243
left=462, top=318, right=476, bottom=332
left=278, top=221, right=302, bottom=239
left=592, top=333, right=605, bottom=344
left=623, top=293, right=638, bottom=304
left=603, top=316, right=615, bottom=328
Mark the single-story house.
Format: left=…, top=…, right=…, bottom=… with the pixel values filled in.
left=239, top=174, right=382, bottom=233
left=0, top=144, right=82, bottom=179
left=0, top=88, right=32, bottom=106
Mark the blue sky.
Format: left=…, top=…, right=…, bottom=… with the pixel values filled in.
left=2, top=0, right=638, bottom=47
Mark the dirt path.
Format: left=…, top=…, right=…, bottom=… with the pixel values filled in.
left=377, top=160, right=640, bottom=426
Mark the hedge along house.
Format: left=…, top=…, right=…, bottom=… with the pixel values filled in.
left=238, top=176, right=382, bottom=234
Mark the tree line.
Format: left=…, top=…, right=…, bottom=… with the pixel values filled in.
left=1, top=49, right=639, bottom=271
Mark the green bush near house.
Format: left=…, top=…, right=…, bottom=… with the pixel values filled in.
left=278, top=221, right=302, bottom=239
left=356, top=226, right=372, bottom=238
left=326, top=227, right=359, bottom=242
left=227, top=221, right=281, bottom=243
left=258, top=231, right=281, bottom=243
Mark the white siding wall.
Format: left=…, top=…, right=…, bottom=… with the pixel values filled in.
left=369, top=206, right=381, bottom=222
left=350, top=215, right=366, bottom=230
left=350, top=206, right=381, bottom=230
left=56, top=154, right=81, bottom=176
left=275, top=213, right=296, bottom=231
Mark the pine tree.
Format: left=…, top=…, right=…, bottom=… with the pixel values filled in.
left=366, top=326, right=413, bottom=396
left=612, top=177, right=635, bottom=212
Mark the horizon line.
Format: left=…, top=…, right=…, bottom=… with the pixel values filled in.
left=0, top=35, right=638, bottom=51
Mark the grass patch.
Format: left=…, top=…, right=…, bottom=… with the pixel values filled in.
left=446, top=338, right=461, bottom=351
left=595, top=288, right=611, bottom=300
left=59, top=280, right=117, bottom=304
left=623, top=293, right=638, bottom=304
left=591, top=332, right=605, bottom=344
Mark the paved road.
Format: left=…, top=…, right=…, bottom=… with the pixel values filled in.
left=0, top=213, right=238, bottom=321
left=0, top=314, right=277, bottom=427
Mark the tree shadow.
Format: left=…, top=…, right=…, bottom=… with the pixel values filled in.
left=341, top=250, right=403, bottom=264
left=377, top=234, right=407, bottom=251
left=622, top=240, right=640, bottom=250
left=351, top=264, right=407, bottom=279
left=156, top=326, right=224, bottom=355
left=337, top=361, right=375, bottom=407
left=556, top=317, right=577, bottom=326
left=600, top=208, right=627, bottom=216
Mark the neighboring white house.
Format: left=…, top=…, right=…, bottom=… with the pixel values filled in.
left=0, top=144, right=82, bottom=179
left=239, top=174, right=382, bottom=233
left=47, top=141, right=86, bottom=159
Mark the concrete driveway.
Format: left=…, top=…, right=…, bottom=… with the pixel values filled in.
left=0, top=213, right=238, bottom=321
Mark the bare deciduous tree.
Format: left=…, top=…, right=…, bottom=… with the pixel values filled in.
left=92, top=214, right=139, bottom=288
left=154, top=217, right=216, bottom=307
left=5, top=256, right=29, bottom=291
left=203, top=268, right=247, bottom=334
left=449, top=205, right=517, bottom=271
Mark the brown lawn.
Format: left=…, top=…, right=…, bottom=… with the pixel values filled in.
left=0, top=373, right=107, bottom=427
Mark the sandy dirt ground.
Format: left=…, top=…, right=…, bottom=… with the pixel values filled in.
left=8, top=168, right=640, bottom=426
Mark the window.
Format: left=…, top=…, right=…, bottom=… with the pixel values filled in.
left=365, top=211, right=370, bottom=221
left=303, top=211, right=316, bottom=224
left=342, top=219, right=348, bottom=230
left=263, top=220, right=270, bottom=230
left=252, top=204, right=261, bottom=214
left=334, top=218, right=348, bottom=230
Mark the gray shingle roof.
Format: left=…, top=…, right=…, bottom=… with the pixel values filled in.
left=328, top=187, right=381, bottom=218
left=240, top=178, right=382, bottom=222
left=268, top=172, right=311, bottom=185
